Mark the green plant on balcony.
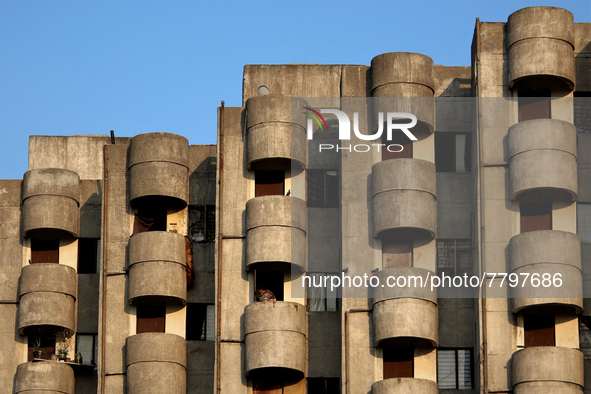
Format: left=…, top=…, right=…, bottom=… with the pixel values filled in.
left=56, top=329, right=74, bottom=362
left=31, top=338, right=44, bottom=359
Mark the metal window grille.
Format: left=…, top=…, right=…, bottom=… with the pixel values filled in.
left=437, top=348, right=473, bottom=389
left=436, top=239, right=472, bottom=277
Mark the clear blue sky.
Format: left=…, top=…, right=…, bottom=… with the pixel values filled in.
left=1, top=0, right=589, bottom=179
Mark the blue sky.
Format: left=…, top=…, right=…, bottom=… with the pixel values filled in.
left=0, top=0, right=589, bottom=179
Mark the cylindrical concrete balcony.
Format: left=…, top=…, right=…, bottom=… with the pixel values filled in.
left=371, top=52, right=434, bottom=140
left=128, top=231, right=187, bottom=306
left=22, top=168, right=80, bottom=238
left=509, top=230, right=582, bottom=314
left=245, top=196, right=307, bottom=272
left=372, top=378, right=438, bottom=394
left=129, top=132, right=189, bottom=208
left=508, top=119, right=577, bottom=202
left=126, top=333, right=187, bottom=394
left=244, top=301, right=306, bottom=381
left=372, top=268, right=438, bottom=347
left=372, top=159, right=436, bottom=239
left=15, top=361, right=75, bottom=394
left=245, top=94, right=307, bottom=170
left=507, top=7, right=575, bottom=90
left=512, top=347, right=583, bottom=393
left=18, top=263, right=77, bottom=335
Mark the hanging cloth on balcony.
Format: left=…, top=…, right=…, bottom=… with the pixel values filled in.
left=185, top=236, right=195, bottom=288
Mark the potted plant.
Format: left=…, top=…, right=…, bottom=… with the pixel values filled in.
left=31, top=338, right=44, bottom=359
left=56, top=329, right=73, bottom=362
left=57, top=348, right=69, bottom=362
left=74, top=352, right=83, bottom=364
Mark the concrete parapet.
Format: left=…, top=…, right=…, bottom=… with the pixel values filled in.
left=371, top=378, right=438, bottom=394
left=18, top=263, right=77, bottom=334
left=246, top=94, right=307, bottom=170
left=509, top=230, right=582, bottom=313
left=15, top=361, right=75, bottom=394
left=507, top=7, right=575, bottom=89
left=508, top=119, right=577, bottom=202
left=371, top=52, right=435, bottom=139
left=244, top=301, right=306, bottom=380
left=245, top=196, right=307, bottom=272
left=129, top=132, right=189, bottom=207
left=128, top=231, right=187, bottom=305
left=512, top=347, right=583, bottom=391
left=126, top=333, right=187, bottom=394
left=372, top=159, right=436, bottom=239
left=22, top=168, right=80, bottom=238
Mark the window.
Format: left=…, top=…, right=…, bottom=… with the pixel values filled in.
left=574, top=92, right=591, bottom=133
left=307, top=169, right=339, bottom=208
left=518, top=89, right=551, bottom=121
left=520, top=202, right=552, bottom=233
left=307, top=377, right=339, bottom=394
left=133, top=205, right=167, bottom=234
left=78, top=238, right=99, bottom=274
left=136, top=304, right=166, bottom=334
left=524, top=313, right=555, bottom=347
left=435, top=132, right=471, bottom=173
left=307, top=273, right=338, bottom=312
left=382, top=240, right=412, bottom=269
left=186, top=303, right=215, bottom=341
left=382, top=131, right=412, bottom=160
left=437, top=349, right=473, bottom=389
left=31, top=238, right=59, bottom=264
left=76, top=333, right=98, bottom=365
left=28, top=333, right=55, bottom=361
left=383, top=345, right=413, bottom=379
left=255, top=170, right=285, bottom=197
left=189, top=205, right=215, bottom=242
left=254, top=270, right=284, bottom=302
left=436, top=240, right=472, bottom=277
left=579, top=317, right=591, bottom=359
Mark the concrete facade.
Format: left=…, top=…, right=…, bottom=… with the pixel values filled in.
left=0, top=5, right=589, bottom=394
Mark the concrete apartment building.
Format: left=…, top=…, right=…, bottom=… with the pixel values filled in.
left=0, top=5, right=590, bottom=394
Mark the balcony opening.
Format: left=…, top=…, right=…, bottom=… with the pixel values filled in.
left=382, top=131, right=412, bottom=160
left=133, top=204, right=167, bottom=234
left=435, top=132, right=471, bottom=173
left=524, top=313, right=555, bottom=347
left=31, top=238, right=59, bottom=264
left=437, top=348, right=473, bottom=389
left=254, top=380, right=283, bottom=394
left=78, top=238, right=99, bottom=274
left=254, top=269, right=284, bottom=302
left=520, top=202, right=552, bottom=233
left=383, top=345, right=413, bottom=379
left=306, top=169, right=339, bottom=208
left=307, top=377, right=339, bottom=394
left=28, top=333, right=55, bottom=361
left=186, top=303, right=214, bottom=341
left=518, top=90, right=551, bottom=122
left=136, top=304, right=166, bottom=334
left=255, top=170, right=285, bottom=197
left=382, top=240, right=412, bottom=269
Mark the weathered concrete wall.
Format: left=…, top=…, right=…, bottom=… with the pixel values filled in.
left=29, top=135, right=130, bottom=180
left=99, top=143, right=132, bottom=394
left=216, top=106, right=249, bottom=393
left=243, top=64, right=344, bottom=103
